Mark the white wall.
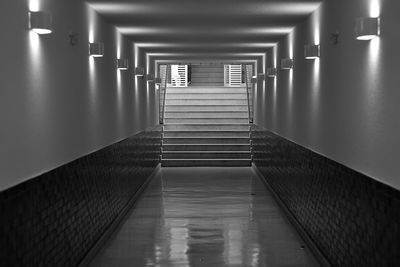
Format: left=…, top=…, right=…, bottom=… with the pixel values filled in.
left=257, top=0, right=400, bottom=189
left=0, top=0, right=157, bottom=191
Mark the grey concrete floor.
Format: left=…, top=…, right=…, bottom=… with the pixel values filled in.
left=89, top=167, right=320, bottom=267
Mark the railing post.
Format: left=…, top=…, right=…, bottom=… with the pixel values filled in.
left=244, top=64, right=253, bottom=124
left=159, top=64, right=170, bottom=125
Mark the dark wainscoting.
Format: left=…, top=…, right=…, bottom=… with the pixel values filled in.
left=0, top=127, right=161, bottom=266
left=251, top=125, right=400, bottom=267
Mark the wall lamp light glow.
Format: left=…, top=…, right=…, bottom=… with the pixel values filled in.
left=267, top=68, right=277, bottom=77
left=116, top=59, right=129, bottom=70
left=281, top=58, right=294, bottom=69
left=29, top=11, right=52, bottom=34
left=134, top=67, right=145, bottom=77
left=89, top=42, right=104, bottom=57
left=304, top=44, right=320, bottom=59
left=355, top=17, right=380, bottom=40
left=251, top=76, right=258, bottom=84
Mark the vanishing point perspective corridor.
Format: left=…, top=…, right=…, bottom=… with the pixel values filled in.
left=2, top=0, right=400, bottom=266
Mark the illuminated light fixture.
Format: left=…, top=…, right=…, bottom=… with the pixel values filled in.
left=257, top=73, right=266, bottom=81
left=89, top=42, right=104, bottom=57
left=304, top=44, right=320, bottom=59
left=281, top=58, right=294, bottom=69
left=355, top=17, right=380, bottom=40
left=250, top=76, right=258, bottom=84
left=29, top=11, right=52, bottom=34
left=266, top=68, right=277, bottom=77
left=116, top=59, right=129, bottom=70
left=146, top=74, right=155, bottom=82
left=154, top=77, right=162, bottom=84
left=134, top=67, right=145, bottom=77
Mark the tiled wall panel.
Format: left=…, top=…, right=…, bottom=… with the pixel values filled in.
left=0, top=128, right=161, bottom=266
left=251, top=126, right=400, bottom=267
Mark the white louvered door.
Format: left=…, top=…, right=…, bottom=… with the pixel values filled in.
left=224, top=64, right=243, bottom=87
left=171, top=65, right=188, bottom=87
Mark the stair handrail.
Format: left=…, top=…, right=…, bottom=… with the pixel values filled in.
left=244, top=64, right=254, bottom=124
left=159, top=64, right=170, bottom=124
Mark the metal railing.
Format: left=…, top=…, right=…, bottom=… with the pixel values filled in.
left=158, top=64, right=170, bottom=124
left=243, top=64, right=254, bottom=124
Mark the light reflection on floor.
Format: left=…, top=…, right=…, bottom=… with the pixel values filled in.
left=89, top=167, right=320, bottom=267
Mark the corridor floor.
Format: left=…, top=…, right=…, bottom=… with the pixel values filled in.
left=89, top=167, right=320, bottom=267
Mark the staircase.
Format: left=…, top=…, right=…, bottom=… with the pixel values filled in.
left=161, top=86, right=252, bottom=167
left=190, top=64, right=224, bottom=86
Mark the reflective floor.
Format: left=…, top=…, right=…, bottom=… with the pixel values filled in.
left=89, top=167, right=320, bottom=267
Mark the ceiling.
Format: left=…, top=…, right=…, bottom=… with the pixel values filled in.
left=87, top=0, right=322, bottom=58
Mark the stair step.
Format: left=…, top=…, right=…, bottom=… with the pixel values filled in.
left=190, top=82, right=225, bottom=86
left=163, top=144, right=250, bottom=151
left=163, top=137, right=250, bottom=144
left=165, top=105, right=248, bottom=112
left=191, top=78, right=224, bottom=83
left=165, top=99, right=248, bottom=105
left=166, top=93, right=247, bottom=100
left=191, top=73, right=224, bottom=78
left=167, top=88, right=246, bottom=94
left=163, top=131, right=250, bottom=138
left=162, top=151, right=251, bottom=159
left=161, top=159, right=252, bottom=167
left=190, top=68, right=224, bottom=73
left=164, top=118, right=249, bottom=124
left=164, top=112, right=248, bottom=118
left=164, top=124, right=250, bottom=131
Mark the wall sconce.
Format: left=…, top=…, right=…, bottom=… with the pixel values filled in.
left=257, top=73, right=266, bottom=81
left=134, top=67, right=145, bottom=77
left=355, top=17, right=380, bottom=40
left=116, top=59, right=129, bottom=70
left=304, top=44, right=320, bottom=59
left=89, top=42, right=104, bottom=57
left=29, top=11, right=52, bottom=34
left=281, top=58, right=294, bottom=69
left=154, top=77, right=162, bottom=85
left=146, top=74, right=155, bottom=82
left=266, top=68, right=277, bottom=77
left=250, top=76, right=257, bottom=84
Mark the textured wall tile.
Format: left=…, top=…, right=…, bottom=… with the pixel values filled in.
left=251, top=126, right=400, bottom=267
left=0, top=128, right=161, bottom=266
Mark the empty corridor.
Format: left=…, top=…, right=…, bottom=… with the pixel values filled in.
left=89, top=167, right=320, bottom=267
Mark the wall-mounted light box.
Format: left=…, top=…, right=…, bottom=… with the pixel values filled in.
left=304, top=44, right=320, bottom=59
left=134, top=67, right=145, bottom=77
left=266, top=68, right=277, bottom=77
left=154, top=77, right=162, bottom=84
left=281, top=58, right=294, bottom=69
left=117, top=59, right=129, bottom=70
left=29, top=11, right=52, bottom=34
left=89, top=42, right=104, bottom=57
left=257, top=73, right=266, bottom=81
left=355, top=17, right=380, bottom=40
left=146, top=74, right=155, bottom=82
left=250, top=76, right=258, bottom=84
